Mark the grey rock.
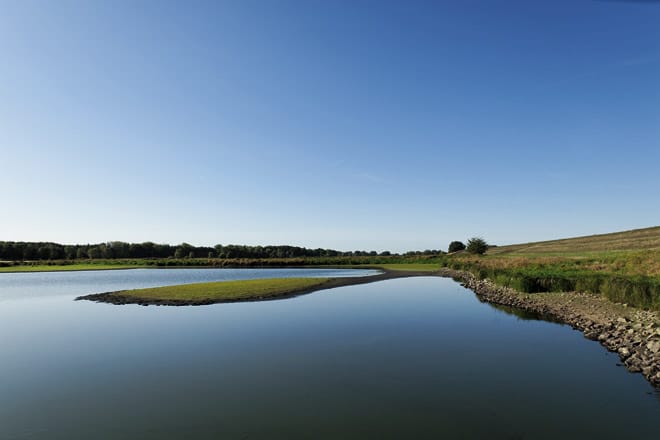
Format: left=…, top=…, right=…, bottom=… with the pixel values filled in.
left=646, top=340, right=660, bottom=354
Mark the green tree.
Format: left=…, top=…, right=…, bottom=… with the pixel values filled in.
left=87, top=246, right=102, bottom=259
left=64, top=246, right=77, bottom=259
left=37, top=246, right=50, bottom=260
left=23, top=244, right=37, bottom=260
left=48, top=244, right=64, bottom=260
left=466, top=237, right=488, bottom=255
left=448, top=241, right=466, bottom=253
left=76, top=248, right=88, bottom=259
left=175, top=243, right=193, bottom=259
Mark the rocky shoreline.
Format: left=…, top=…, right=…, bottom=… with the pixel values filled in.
left=439, top=268, right=660, bottom=388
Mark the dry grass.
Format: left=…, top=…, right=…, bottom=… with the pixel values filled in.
left=489, top=226, right=660, bottom=256
left=444, top=226, right=660, bottom=309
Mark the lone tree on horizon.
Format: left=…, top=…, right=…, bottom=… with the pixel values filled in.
left=448, top=241, right=466, bottom=253
left=466, top=237, right=488, bottom=255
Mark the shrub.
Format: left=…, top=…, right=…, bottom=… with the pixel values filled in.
left=466, top=237, right=488, bottom=255
left=448, top=241, right=466, bottom=253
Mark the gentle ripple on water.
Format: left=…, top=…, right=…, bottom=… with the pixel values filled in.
left=0, top=267, right=381, bottom=302
left=0, top=270, right=658, bottom=439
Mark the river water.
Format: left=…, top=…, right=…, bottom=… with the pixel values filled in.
left=0, top=268, right=658, bottom=439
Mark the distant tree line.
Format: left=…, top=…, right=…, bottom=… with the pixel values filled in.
left=0, top=241, right=443, bottom=261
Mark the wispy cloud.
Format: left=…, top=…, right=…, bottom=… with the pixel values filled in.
left=353, top=171, right=385, bottom=184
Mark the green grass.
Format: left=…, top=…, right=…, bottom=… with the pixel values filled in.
left=0, top=263, right=145, bottom=273
left=119, top=277, right=331, bottom=302
left=442, top=226, right=660, bottom=310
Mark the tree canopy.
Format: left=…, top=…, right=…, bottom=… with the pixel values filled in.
left=466, top=237, right=489, bottom=255
left=448, top=241, right=466, bottom=253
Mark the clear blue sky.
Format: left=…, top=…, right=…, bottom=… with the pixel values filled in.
left=1, top=0, right=658, bottom=252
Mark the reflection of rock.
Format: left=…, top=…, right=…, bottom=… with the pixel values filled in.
left=584, top=329, right=599, bottom=340
left=487, top=303, right=556, bottom=322
left=439, top=268, right=660, bottom=388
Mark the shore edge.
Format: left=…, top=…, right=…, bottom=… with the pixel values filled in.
left=438, top=268, right=660, bottom=388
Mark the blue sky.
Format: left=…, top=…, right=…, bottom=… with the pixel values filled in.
left=1, top=0, right=658, bottom=252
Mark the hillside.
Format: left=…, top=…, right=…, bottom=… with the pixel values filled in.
left=445, top=226, right=660, bottom=309
left=489, top=226, right=660, bottom=256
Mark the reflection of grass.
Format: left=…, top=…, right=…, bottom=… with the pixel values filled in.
left=442, top=226, right=660, bottom=310
left=488, top=303, right=559, bottom=323
left=119, top=277, right=330, bottom=301
left=0, top=264, right=142, bottom=273
left=375, top=264, right=439, bottom=272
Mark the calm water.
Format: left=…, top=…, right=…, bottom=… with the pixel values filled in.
left=0, top=269, right=658, bottom=439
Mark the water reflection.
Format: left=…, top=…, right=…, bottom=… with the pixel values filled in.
left=486, top=301, right=562, bottom=323
left=0, top=274, right=658, bottom=439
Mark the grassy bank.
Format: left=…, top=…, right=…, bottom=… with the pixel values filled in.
left=0, top=263, right=144, bottom=273
left=443, top=227, right=660, bottom=310
left=373, top=263, right=440, bottom=272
